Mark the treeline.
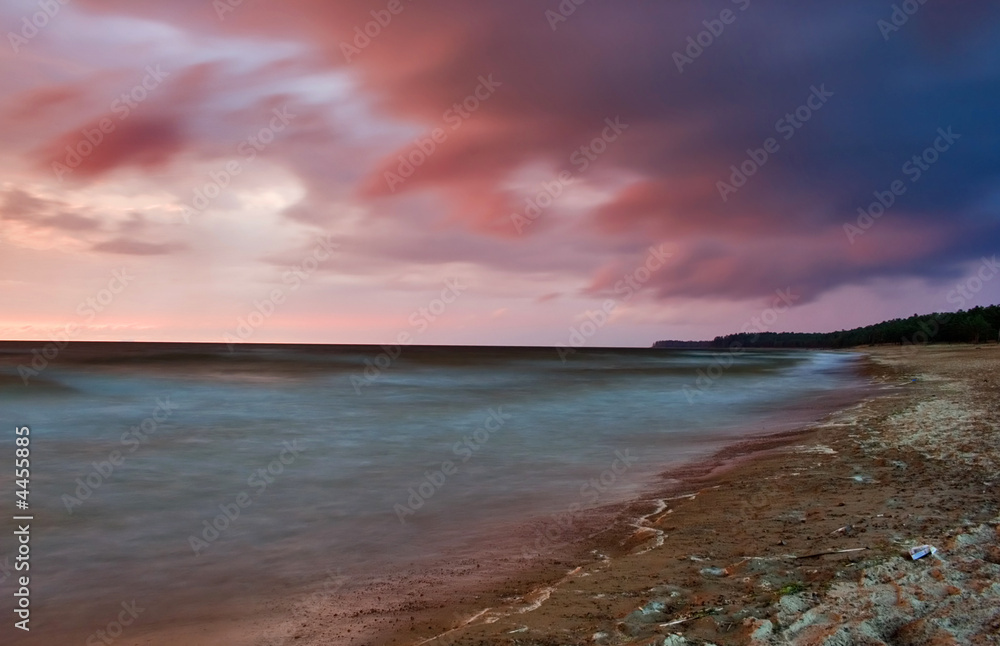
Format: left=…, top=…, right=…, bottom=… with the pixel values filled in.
left=654, top=305, right=1000, bottom=349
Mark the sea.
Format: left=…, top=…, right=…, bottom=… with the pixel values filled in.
left=0, top=343, right=864, bottom=642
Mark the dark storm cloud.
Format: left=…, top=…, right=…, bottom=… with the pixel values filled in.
left=57, top=0, right=1000, bottom=301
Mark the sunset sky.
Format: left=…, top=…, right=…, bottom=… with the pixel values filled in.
left=2, top=0, right=999, bottom=346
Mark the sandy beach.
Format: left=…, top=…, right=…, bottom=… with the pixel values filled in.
left=28, top=345, right=999, bottom=646
left=332, top=344, right=1000, bottom=646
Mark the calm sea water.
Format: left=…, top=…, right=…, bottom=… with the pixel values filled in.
left=0, top=343, right=861, bottom=638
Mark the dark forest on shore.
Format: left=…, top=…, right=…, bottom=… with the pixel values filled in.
left=654, top=305, right=1000, bottom=349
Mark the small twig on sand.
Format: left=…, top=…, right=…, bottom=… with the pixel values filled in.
left=794, top=547, right=867, bottom=559
left=660, top=607, right=722, bottom=627
left=660, top=616, right=694, bottom=627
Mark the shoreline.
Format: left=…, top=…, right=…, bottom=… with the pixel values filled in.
left=24, top=346, right=999, bottom=645
left=107, top=350, right=883, bottom=645
left=265, top=351, right=877, bottom=645
left=36, top=350, right=864, bottom=646
left=378, top=345, right=1000, bottom=645
left=387, top=357, right=878, bottom=642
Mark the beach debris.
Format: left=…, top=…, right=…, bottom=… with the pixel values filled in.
left=624, top=598, right=674, bottom=633
left=661, top=635, right=690, bottom=646
left=639, top=600, right=668, bottom=616
left=662, top=617, right=694, bottom=628
left=625, top=599, right=671, bottom=624
left=791, top=444, right=837, bottom=455
left=831, top=525, right=854, bottom=535
left=412, top=607, right=497, bottom=646
left=908, top=544, right=938, bottom=560
left=700, top=566, right=727, bottom=577
left=660, top=607, right=722, bottom=628
left=794, top=547, right=867, bottom=559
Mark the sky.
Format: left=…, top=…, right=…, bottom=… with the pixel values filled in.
left=1, top=0, right=999, bottom=346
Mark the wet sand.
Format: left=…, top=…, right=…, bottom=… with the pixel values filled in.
left=49, top=345, right=1000, bottom=645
